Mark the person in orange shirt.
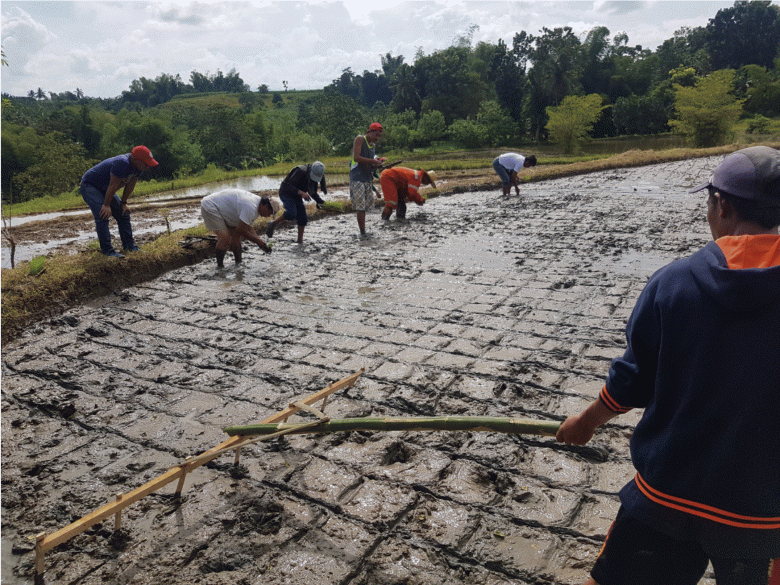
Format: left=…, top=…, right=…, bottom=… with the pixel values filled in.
left=379, top=167, right=437, bottom=220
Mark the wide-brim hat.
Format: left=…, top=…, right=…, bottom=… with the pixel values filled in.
left=423, top=170, right=437, bottom=189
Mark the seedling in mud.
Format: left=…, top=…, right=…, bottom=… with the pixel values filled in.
left=321, top=201, right=348, bottom=213
left=158, top=208, right=172, bottom=234
left=28, top=256, right=46, bottom=276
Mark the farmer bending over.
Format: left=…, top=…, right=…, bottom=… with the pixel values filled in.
left=200, top=188, right=273, bottom=268
left=379, top=167, right=436, bottom=220
left=492, top=152, right=536, bottom=197
left=557, top=146, right=780, bottom=585
left=80, top=145, right=158, bottom=258
left=266, top=161, right=326, bottom=244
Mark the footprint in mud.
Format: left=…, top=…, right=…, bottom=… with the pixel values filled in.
left=381, top=440, right=415, bottom=465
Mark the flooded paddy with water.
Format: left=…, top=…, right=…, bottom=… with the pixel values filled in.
left=0, top=175, right=287, bottom=268
left=2, top=157, right=721, bottom=584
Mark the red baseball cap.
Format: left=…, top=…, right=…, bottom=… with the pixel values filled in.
left=131, top=145, right=159, bottom=167
left=369, top=122, right=383, bottom=133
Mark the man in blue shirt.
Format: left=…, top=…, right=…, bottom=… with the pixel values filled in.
left=80, top=145, right=158, bottom=258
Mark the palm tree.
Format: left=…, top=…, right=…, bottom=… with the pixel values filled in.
left=390, top=64, right=420, bottom=113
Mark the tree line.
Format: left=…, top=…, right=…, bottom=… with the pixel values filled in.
left=2, top=0, right=779, bottom=203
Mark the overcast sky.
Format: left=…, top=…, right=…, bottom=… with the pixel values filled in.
left=2, top=1, right=745, bottom=99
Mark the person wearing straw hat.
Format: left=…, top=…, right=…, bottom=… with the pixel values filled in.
left=79, top=145, right=159, bottom=258
left=265, top=161, right=327, bottom=244
left=557, top=146, right=780, bottom=585
left=379, top=167, right=437, bottom=220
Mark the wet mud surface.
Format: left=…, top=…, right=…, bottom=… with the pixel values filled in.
left=2, top=158, right=721, bottom=584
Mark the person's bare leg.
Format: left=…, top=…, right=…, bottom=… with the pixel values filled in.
left=297, top=225, right=305, bottom=244
left=230, top=233, right=243, bottom=264
left=215, top=230, right=232, bottom=267
left=357, top=211, right=367, bottom=235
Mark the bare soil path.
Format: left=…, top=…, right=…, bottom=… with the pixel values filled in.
left=2, top=158, right=720, bottom=585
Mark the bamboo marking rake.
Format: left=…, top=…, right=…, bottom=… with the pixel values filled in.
left=32, top=368, right=364, bottom=583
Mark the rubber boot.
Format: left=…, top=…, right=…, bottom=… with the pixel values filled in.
left=397, top=198, right=407, bottom=220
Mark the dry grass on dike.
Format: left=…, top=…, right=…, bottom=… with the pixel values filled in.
left=3, top=142, right=778, bottom=346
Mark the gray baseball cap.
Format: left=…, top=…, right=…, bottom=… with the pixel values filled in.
left=310, top=161, right=325, bottom=183
left=690, top=146, right=780, bottom=206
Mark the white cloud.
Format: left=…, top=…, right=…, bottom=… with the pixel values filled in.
left=1, top=6, right=58, bottom=90
left=593, top=0, right=645, bottom=16
left=1, top=0, right=741, bottom=98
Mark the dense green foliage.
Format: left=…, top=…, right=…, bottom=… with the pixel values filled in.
left=546, top=94, right=609, bottom=153
left=670, top=69, right=745, bottom=147
left=2, top=1, right=780, bottom=204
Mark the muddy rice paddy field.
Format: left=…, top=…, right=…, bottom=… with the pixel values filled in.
left=2, top=157, right=720, bottom=584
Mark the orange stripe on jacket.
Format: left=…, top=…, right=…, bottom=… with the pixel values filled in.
left=635, top=473, right=780, bottom=529
left=716, top=234, right=780, bottom=269
left=600, top=385, right=632, bottom=414
left=380, top=167, right=425, bottom=208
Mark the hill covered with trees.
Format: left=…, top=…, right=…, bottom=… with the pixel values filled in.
left=2, top=0, right=779, bottom=204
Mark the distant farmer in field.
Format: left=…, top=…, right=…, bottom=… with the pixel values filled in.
left=492, top=152, right=536, bottom=196
left=350, top=122, right=387, bottom=236
left=200, top=188, right=274, bottom=268
left=556, top=146, right=780, bottom=585
left=80, top=145, right=159, bottom=258
left=265, top=161, right=326, bottom=244
left=379, top=167, right=437, bottom=220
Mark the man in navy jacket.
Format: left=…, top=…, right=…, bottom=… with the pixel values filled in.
left=557, top=146, right=780, bottom=585
left=265, top=161, right=326, bottom=244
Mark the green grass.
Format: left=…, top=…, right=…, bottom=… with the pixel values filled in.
left=1, top=223, right=211, bottom=345
left=733, top=115, right=780, bottom=138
